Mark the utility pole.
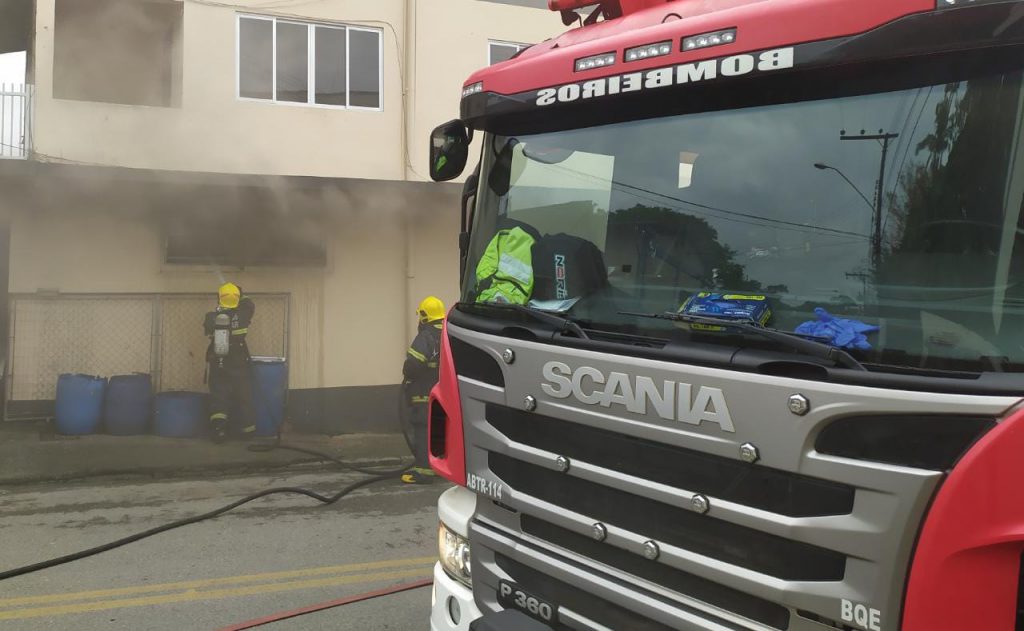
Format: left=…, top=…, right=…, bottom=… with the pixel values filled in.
left=844, top=269, right=871, bottom=313
left=840, top=129, right=900, bottom=268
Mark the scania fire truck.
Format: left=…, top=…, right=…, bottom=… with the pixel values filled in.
left=426, top=1, right=1024, bottom=629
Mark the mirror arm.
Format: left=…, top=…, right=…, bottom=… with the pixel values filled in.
left=458, top=169, right=480, bottom=281
left=460, top=171, right=480, bottom=234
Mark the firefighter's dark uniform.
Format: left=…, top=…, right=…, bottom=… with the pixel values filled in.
left=204, top=297, right=256, bottom=439
left=402, top=319, right=443, bottom=470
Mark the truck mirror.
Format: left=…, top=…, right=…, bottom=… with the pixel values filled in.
left=429, top=120, right=471, bottom=182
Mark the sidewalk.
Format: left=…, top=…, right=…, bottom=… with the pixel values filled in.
left=0, top=422, right=413, bottom=485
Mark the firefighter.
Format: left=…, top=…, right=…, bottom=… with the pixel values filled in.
left=401, top=296, right=446, bottom=484
left=204, top=282, right=256, bottom=443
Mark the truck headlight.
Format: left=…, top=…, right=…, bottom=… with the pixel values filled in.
left=438, top=521, right=472, bottom=586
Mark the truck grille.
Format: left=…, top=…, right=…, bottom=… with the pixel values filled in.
left=447, top=323, right=1013, bottom=631
left=496, top=553, right=679, bottom=631
left=521, top=516, right=791, bottom=630
left=489, top=451, right=846, bottom=581
left=487, top=404, right=855, bottom=517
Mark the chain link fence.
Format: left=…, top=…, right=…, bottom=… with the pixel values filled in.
left=6, top=293, right=288, bottom=419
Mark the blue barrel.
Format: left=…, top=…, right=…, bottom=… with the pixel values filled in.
left=55, top=374, right=106, bottom=435
left=250, top=357, right=288, bottom=437
left=154, top=392, right=206, bottom=438
left=104, top=374, right=153, bottom=435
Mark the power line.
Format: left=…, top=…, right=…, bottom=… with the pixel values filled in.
left=882, top=86, right=933, bottom=236
left=540, top=159, right=871, bottom=240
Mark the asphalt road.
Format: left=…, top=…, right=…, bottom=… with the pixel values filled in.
left=0, top=468, right=448, bottom=630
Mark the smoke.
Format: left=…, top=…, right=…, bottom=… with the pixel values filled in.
left=1, top=0, right=463, bottom=450
left=53, top=0, right=182, bottom=107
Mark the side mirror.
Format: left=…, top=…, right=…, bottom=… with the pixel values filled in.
left=429, top=120, right=471, bottom=182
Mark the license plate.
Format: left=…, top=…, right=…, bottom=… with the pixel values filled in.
left=497, top=580, right=558, bottom=626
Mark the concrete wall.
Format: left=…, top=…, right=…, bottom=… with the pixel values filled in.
left=32, top=0, right=406, bottom=178
left=29, top=0, right=561, bottom=180
left=407, top=0, right=562, bottom=181
left=2, top=170, right=460, bottom=395
left=3, top=0, right=559, bottom=429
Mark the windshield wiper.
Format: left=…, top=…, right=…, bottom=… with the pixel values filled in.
left=621, top=311, right=866, bottom=371
left=459, top=302, right=589, bottom=340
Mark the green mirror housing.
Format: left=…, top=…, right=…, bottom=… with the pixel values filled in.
left=429, top=120, right=470, bottom=182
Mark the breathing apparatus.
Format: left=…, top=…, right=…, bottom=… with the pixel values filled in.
left=213, top=313, right=231, bottom=367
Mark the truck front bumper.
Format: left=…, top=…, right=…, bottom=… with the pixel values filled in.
left=431, top=561, right=483, bottom=630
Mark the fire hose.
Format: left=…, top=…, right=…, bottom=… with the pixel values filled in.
left=0, top=444, right=414, bottom=583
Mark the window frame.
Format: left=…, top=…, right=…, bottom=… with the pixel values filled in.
left=235, top=14, right=383, bottom=112
left=488, top=40, right=528, bottom=66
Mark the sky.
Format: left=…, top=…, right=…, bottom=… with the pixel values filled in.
left=0, top=51, right=26, bottom=86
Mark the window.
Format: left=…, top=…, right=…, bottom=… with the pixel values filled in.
left=489, top=41, right=529, bottom=65
left=54, top=0, right=183, bottom=107
left=237, top=15, right=382, bottom=109
left=164, top=187, right=328, bottom=267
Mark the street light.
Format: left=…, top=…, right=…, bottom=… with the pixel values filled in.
left=814, top=161, right=880, bottom=267
left=813, top=163, right=875, bottom=212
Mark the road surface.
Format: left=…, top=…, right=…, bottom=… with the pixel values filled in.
left=0, top=467, right=447, bottom=630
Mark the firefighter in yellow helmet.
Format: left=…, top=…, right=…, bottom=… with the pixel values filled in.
left=400, top=296, right=446, bottom=484
left=204, top=283, right=256, bottom=442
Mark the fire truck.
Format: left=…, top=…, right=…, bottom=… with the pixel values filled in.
left=425, top=1, right=1024, bottom=629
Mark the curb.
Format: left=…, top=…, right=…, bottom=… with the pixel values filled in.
left=0, top=455, right=413, bottom=487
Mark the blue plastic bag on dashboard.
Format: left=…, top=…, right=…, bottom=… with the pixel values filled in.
left=795, top=307, right=879, bottom=350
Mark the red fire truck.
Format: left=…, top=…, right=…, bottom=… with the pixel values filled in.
left=426, top=1, right=1024, bottom=629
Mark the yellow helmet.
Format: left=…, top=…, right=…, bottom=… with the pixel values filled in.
left=218, top=283, right=241, bottom=309
left=417, top=296, right=446, bottom=323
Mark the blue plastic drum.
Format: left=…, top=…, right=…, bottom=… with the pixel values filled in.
left=154, top=392, right=206, bottom=438
left=55, top=374, right=106, bottom=435
left=104, top=374, right=152, bottom=435
left=250, top=357, right=288, bottom=437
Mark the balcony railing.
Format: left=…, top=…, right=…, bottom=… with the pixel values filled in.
left=0, top=83, right=32, bottom=160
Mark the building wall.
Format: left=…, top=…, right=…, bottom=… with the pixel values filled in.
left=29, top=0, right=561, bottom=180
left=400, top=0, right=560, bottom=334
left=32, top=0, right=406, bottom=178
left=408, top=0, right=562, bottom=181
left=3, top=0, right=557, bottom=429
left=3, top=172, right=460, bottom=396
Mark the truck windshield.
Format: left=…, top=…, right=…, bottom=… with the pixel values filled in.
left=465, top=63, right=1024, bottom=373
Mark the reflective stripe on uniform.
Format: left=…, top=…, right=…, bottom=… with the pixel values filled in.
left=410, top=395, right=430, bottom=403
left=210, top=413, right=228, bottom=421
left=498, top=252, right=533, bottom=286
left=242, top=425, right=256, bottom=433
left=474, top=227, right=536, bottom=306
left=407, top=348, right=427, bottom=362
left=427, top=362, right=438, bottom=368
left=232, top=328, right=248, bottom=336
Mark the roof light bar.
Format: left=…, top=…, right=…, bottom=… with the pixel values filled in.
left=461, top=82, right=483, bottom=98
left=575, top=52, right=616, bottom=72
left=683, top=29, right=737, bottom=51
left=548, top=0, right=603, bottom=10
left=937, top=0, right=1002, bottom=6
left=625, top=40, right=672, bottom=62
